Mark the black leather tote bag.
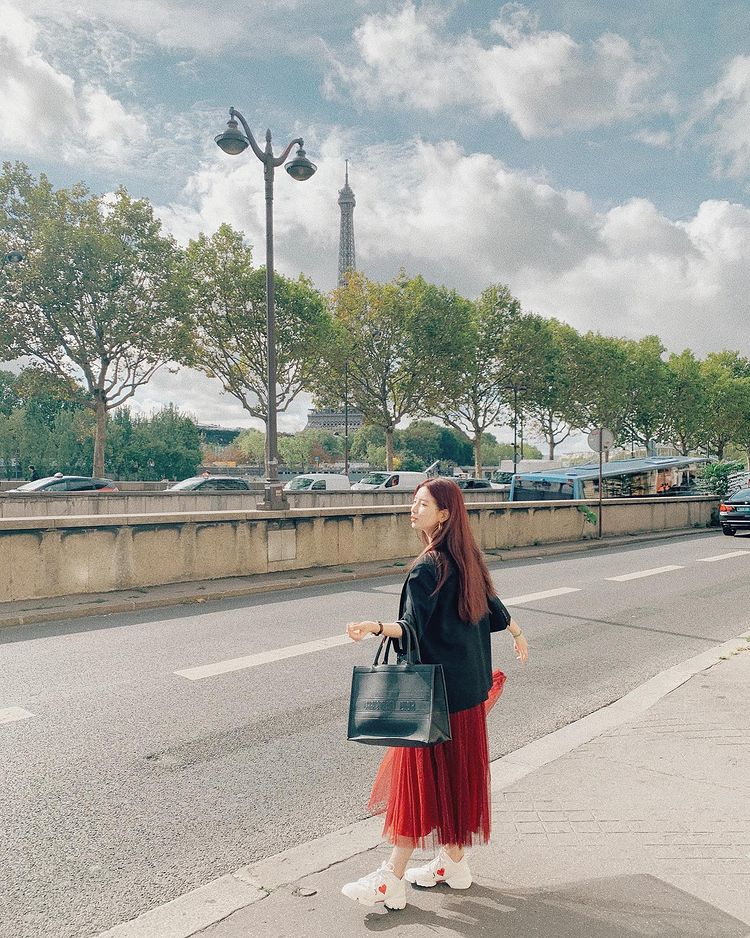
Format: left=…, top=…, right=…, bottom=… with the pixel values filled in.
left=347, top=623, right=451, bottom=747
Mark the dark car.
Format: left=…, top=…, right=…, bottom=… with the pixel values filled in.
left=719, top=487, right=750, bottom=536
left=6, top=475, right=119, bottom=493
left=166, top=475, right=252, bottom=492
left=453, top=478, right=497, bottom=490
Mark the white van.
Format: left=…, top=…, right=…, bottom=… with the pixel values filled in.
left=283, top=473, right=351, bottom=492
left=351, top=471, right=428, bottom=492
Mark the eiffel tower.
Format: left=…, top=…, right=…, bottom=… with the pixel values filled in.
left=337, top=160, right=356, bottom=286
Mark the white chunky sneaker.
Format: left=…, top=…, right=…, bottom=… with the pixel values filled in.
left=341, top=862, right=407, bottom=909
left=404, top=848, right=472, bottom=889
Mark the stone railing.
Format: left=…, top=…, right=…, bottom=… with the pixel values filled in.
left=0, top=496, right=718, bottom=604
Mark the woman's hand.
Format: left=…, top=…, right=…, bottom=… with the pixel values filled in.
left=513, top=632, right=529, bottom=664
left=346, top=621, right=379, bottom=642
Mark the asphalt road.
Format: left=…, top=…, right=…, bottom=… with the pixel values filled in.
left=1, top=530, right=748, bottom=938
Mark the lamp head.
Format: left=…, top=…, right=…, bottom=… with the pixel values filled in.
left=215, top=118, right=249, bottom=156
left=2, top=250, right=25, bottom=265
left=285, top=144, right=317, bottom=181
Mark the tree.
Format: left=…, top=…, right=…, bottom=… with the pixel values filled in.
left=437, top=283, right=521, bottom=476
left=567, top=332, right=631, bottom=449
left=520, top=319, right=581, bottom=459
left=731, top=378, right=750, bottom=468
left=318, top=271, right=467, bottom=470
left=106, top=407, right=202, bottom=480
left=236, top=428, right=267, bottom=466
left=0, top=393, right=93, bottom=478
left=618, top=335, right=670, bottom=454
left=0, top=370, right=19, bottom=416
left=701, top=352, right=750, bottom=460
left=0, top=165, right=188, bottom=476
left=182, top=224, right=332, bottom=477
left=277, top=430, right=343, bottom=471
left=349, top=425, right=385, bottom=461
left=663, top=350, right=708, bottom=455
left=396, top=420, right=473, bottom=468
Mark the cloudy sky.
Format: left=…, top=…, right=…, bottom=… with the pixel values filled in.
left=2, top=0, right=750, bottom=442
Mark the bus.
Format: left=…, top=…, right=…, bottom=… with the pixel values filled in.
left=508, top=456, right=709, bottom=502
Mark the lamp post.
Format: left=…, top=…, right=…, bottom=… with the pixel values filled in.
left=343, top=359, right=350, bottom=477
left=215, top=107, right=316, bottom=507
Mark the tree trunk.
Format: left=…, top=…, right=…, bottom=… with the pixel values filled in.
left=546, top=416, right=555, bottom=460
left=473, top=431, right=482, bottom=478
left=385, top=427, right=394, bottom=470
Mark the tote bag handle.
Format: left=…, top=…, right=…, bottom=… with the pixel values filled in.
left=372, top=620, right=422, bottom=667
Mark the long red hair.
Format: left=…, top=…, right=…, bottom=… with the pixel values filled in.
left=413, top=478, right=496, bottom=624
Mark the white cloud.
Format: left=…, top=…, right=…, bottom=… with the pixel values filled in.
left=329, top=2, right=670, bottom=137
left=701, top=55, right=750, bottom=179
left=0, top=1, right=148, bottom=166
left=21, top=0, right=354, bottom=54
left=158, top=132, right=750, bottom=377
left=633, top=128, right=672, bottom=148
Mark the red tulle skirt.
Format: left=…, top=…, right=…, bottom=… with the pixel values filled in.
left=368, top=669, right=506, bottom=848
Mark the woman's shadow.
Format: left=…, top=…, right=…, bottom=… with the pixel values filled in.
left=363, top=874, right=748, bottom=937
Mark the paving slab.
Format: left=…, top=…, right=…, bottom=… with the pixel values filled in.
left=195, top=645, right=750, bottom=938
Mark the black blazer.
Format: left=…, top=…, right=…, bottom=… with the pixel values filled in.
left=396, top=554, right=510, bottom=713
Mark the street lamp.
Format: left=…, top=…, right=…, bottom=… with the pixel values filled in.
left=343, top=360, right=350, bottom=477
left=215, top=107, right=317, bottom=507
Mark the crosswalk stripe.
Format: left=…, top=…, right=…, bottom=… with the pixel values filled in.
left=0, top=707, right=34, bottom=725
left=606, top=565, right=683, bottom=582
left=697, top=551, right=750, bottom=563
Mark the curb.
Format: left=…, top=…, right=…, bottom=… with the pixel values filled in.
left=92, top=627, right=750, bottom=938
left=1, top=526, right=717, bottom=630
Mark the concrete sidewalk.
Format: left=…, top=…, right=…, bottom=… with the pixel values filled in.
left=0, top=527, right=716, bottom=629
left=100, top=630, right=750, bottom=938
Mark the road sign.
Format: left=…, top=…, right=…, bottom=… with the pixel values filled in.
left=588, top=428, right=614, bottom=452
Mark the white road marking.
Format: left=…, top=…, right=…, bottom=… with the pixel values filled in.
left=697, top=550, right=750, bottom=563
left=0, top=706, right=34, bottom=725
left=178, top=588, right=585, bottom=681
left=504, top=587, right=581, bottom=605
left=606, top=565, right=683, bottom=582
left=175, top=634, right=352, bottom=681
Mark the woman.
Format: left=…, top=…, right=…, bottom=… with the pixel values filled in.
left=342, top=477, right=528, bottom=910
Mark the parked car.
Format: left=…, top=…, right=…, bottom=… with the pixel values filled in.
left=719, top=487, right=750, bottom=536
left=5, top=475, right=119, bottom=493
left=166, top=475, right=252, bottom=492
left=283, top=473, right=351, bottom=492
left=351, top=471, right=428, bottom=492
left=453, top=477, right=499, bottom=490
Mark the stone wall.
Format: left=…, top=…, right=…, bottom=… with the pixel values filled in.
left=0, top=497, right=718, bottom=604
left=0, top=488, right=507, bottom=518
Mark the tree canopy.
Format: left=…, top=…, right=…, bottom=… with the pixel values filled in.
left=182, top=224, right=332, bottom=477
left=0, top=163, right=188, bottom=476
